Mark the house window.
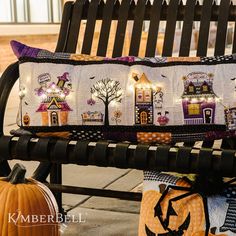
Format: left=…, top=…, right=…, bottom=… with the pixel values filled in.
left=144, top=89, right=152, bottom=102
left=201, top=81, right=209, bottom=92
left=136, top=89, right=144, bottom=103
left=202, top=85, right=208, bottom=92
left=188, top=104, right=200, bottom=115
left=188, top=85, right=195, bottom=93
left=0, top=0, right=62, bottom=23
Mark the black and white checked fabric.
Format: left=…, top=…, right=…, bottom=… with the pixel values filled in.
left=201, top=54, right=234, bottom=63
left=70, top=130, right=104, bottom=141
left=172, top=133, right=206, bottom=142
left=136, top=56, right=167, bottom=63
left=144, top=171, right=179, bottom=185
left=38, top=50, right=71, bottom=60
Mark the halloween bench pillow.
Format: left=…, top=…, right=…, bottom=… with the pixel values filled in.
left=11, top=41, right=236, bottom=143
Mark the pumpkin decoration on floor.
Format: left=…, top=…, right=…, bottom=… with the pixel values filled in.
left=0, top=163, right=60, bottom=236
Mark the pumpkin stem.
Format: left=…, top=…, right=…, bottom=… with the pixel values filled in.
left=7, top=163, right=26, bottom=184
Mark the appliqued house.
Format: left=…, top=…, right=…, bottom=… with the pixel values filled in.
left=135, top=73, right=153, bottom=125
left=36, top=82, right=72, bottom=126
left=182, top=72, right=217, bottom=125
left=225, top=107, right=236, bottom=130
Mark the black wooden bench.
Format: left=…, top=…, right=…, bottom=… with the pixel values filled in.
left=1, top=0, right=236, bottom=214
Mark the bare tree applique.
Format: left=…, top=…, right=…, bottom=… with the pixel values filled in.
left=91, top=78, right=122, bottom=126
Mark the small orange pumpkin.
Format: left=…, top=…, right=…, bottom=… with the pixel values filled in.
left=0, top=163, right=60, bottom=235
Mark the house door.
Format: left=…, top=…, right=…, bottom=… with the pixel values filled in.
left=203, top=108, right=213, bottom=124
left=51, top=112, right=59, bottom=126
left=140, top=111, right=148, bottom=124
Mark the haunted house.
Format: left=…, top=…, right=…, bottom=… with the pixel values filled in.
left=135, top=73, right=153, bottom=125
left=36, top=81, right=72, bottom=126
left=225, top=107, right=236, bottom=130
left=182, top=72, right=217, bottom=125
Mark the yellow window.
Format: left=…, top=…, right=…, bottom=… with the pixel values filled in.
left=188, top=104, right=200, bottom=115
left=202, top=85, right=208, bottom=92
left=189, top=86, right=194, bottom=93
left=144, top=89, right=152, bottom=102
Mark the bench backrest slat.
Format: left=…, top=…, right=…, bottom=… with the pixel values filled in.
left=56, top=0, right=236, bottom=57
left=196, top=0, right=214, bottom=56
left=179, top=0, right=197, bottom=56
left=214, top=0, right=231, bottom=56
left=65, top=0, right=85, bottom=53
left=97, top=0, right=116, bottom=56
left=129, top=0, right=146, bottom=56
left=55, top=1, right=74, bottom=52
left=145, top=0, right=162, bottom=57
left=162, top=0, right=180, bottom=56
left=233, top=17, right=236, bottom=53
left=112, top=0, right=130, bottom=57
left=81, top=0, right=100, bottom=54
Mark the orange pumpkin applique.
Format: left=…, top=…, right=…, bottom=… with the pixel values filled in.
left=139, top=178, right=206, bottom=236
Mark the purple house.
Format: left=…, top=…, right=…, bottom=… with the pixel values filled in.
left=182, top=72, right=217, bottom=125
left=225, top=107, right=236, bottom=130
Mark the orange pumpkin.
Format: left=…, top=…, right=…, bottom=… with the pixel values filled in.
left=0, top=163, right=60, bottom=235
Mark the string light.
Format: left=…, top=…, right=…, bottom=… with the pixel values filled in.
left=191, top=98, right=198, bottom=103
left=175, top=98, right=182, bottom=103
left=110, top=100, right=117, bottom=107
left=40, top=93, right=47, bottom=99
left=19, top=87, right=26, bottom=99
left=60, top=93, right=66, bottom=99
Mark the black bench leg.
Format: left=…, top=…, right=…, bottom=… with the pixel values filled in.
left=0, top=160, right=11, bottom=177
left=50, top=163, right=66, bottom=215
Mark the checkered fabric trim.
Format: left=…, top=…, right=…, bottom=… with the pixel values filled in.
left=172, top=133, right=206, bottom=142
left=201, top=54, right=234, bottom=63
left=38, top=50, right=71, bottom=59
left=70, top=130, right=104, bottom=141
left=144, top=171, right=179, bottom=184
left=136, top=56, right=167, bottom=63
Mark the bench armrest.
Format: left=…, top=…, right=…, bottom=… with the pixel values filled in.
left=0, top=62, right=19, bottom=136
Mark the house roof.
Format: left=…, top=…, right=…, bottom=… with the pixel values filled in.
left=36, top=103, right=48, bottom=112
left=136, top=73, right=152, bottom=85
left=57, top=72, right=69, bottom=82
left=36, top=99, right=72, bottom=112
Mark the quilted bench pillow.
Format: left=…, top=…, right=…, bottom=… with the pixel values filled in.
left=11, top=41, right=236, bottom=143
